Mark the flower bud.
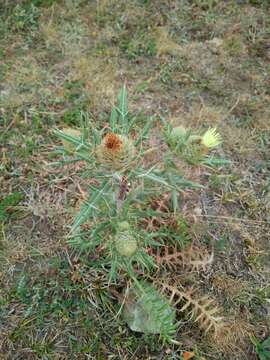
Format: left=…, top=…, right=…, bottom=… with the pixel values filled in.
left=117, top=221, right=131, bottom=231
left=115, top=231, right=137, bottom=257
left=169, top=126, right=187, bottom=144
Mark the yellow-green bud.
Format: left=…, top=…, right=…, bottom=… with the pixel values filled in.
left=169, top=126, right=187, bottom=143
left=118, top=221, right=131, bottom=231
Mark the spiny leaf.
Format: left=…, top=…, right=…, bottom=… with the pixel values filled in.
left=136, top=170, right=203, bottom=193
left=109, top=107, right=118, bottom=131
left=118, top=83, right=128, bottom=127
left=70, top=180, right=111, bottom=233
left=54, top=129, right=91, bottom=150
left=157, top=282, right=223, bottom=335
left=134, top=115, right=155, bottom=146
left=138, top=171, right=173, bottom=189
left=262, top=336, right=270, bottom=348
left=123, top=281, right=178, bottom=343
left=152, top=246, right=214, bottom=272
left=169, top=173, right=204, bottom=189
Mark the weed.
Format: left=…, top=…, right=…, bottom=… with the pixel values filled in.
left=8, top=3, right=40, bottom=32
left=119, top=33, right=157, bottom=59
left=251, top=336, right=270, bottom=360
left=52, top=86, right=225, bottom=345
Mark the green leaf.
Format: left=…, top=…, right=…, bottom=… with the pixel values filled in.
left=70, top=180, right=111, bottom=233
left=67, top=222, right=106, bottom=250
left=262, top=336, right=270, bottom=348
left=171, top=189, right=178, bottom=213
left=203, top=157, right=231, bottom=167
left=251, top=336, right=270, bottom=360
left=123, top=282, right=177, bottom=343
left=168, top=173, right=178, bottom=213
left=170, top=174, right=204, bottom=189
left=136, top=169, right=203, bottom=191
left=126, top=115, right=138, bottom=133
left=91, top=126, right=101, bottom=146
left=118, top=84, right=128, bottom=127
left=139, top=171, right=173, bottom=188
left=258, top=352, right=270, bottom=360
left=135, top=116, right=155, bottom=146
left=109, top=107, right=118, bottom=131
left=54, top=129, right=91, bottom=151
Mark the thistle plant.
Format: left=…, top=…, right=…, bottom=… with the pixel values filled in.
left=53, top=85, right=224, bottom=344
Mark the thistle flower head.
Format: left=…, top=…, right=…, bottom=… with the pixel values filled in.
left=201, top=128, right=222, bottom=149
left=103, top=133, right=123, bottom=152
left=96, top=132, right=136, bottom=170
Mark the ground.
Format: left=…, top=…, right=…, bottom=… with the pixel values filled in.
left=0, top=0, right=270, bottom=359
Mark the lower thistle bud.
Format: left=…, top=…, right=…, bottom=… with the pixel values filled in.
left=115, top=230, right=137, bottom=257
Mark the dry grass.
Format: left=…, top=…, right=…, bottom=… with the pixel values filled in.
left=155, top=27, right=183, bottom=57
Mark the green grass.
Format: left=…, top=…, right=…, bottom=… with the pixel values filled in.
left=1, top=0, right=270, bottom=359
